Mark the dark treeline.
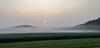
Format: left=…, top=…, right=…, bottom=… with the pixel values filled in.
left=0, top=33, right=100, bottom=43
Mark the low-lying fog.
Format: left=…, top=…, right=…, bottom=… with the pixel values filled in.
left=0, top=26, right=99, bottom=33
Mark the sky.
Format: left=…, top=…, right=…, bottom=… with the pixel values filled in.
left=0, top=0, right=100, bottom=28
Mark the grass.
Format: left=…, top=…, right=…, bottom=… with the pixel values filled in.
left=0, top=38, right=100, bottom=48
left=1, top=33, right=100, bottom=43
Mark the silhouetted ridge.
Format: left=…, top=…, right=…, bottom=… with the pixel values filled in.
left=81, top=17, right=100, bottom=25
left=15, top=25, right=35, bottom=28
left=72, top=17, right=100, bottom=30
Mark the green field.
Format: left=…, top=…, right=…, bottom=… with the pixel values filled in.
left=0, top=38, right=100, bottom=48
left=0, top=33, right=100, bottom=43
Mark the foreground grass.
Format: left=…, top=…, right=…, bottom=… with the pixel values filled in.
left=0, top=38, right=100, bottom=48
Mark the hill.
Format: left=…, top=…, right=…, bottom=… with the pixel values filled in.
left=0, top=25, right=38, bottom=33
left=72, top=17, right=100, bottom=30
left=14, top=25, right=36, bottom=28
left=81, top=17, right=100, bottom=25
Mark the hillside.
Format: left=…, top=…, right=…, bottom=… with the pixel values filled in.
left=0, top=25, right=38, bottom=33
left=72, top=17, right=100, bottom=30
left=81, top=17, right=100, bottom=25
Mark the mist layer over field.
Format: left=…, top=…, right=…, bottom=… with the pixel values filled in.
left=0, top=27, right=99, bottom=33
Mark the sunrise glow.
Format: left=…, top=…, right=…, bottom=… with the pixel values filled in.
left=42, top=20, right=48, bottom=27
left=1, top=0, right=99, bottom=27
left=16, top=0, right=80, bottom=17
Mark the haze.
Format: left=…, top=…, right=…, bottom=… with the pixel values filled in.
left=0, top=0, right=100, bottom=28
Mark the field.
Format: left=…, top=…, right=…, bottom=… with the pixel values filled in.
left=0, top=33, right=100, bottom=42
left=0, top=33, right=100, bottom=48
left=0, top=38, right=100, bottom=48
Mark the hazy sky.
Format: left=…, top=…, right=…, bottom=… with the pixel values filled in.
left=0, top=0, right=100, bottom=28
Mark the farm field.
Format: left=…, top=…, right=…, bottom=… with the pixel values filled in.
left=0, top=33, right=100, bottom=42
left=0, top=33, right=100, bottom=48
left=0, top=38, right=100, bottom=48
